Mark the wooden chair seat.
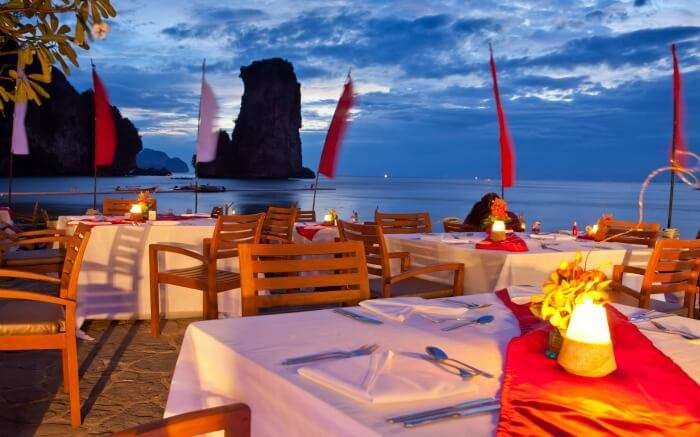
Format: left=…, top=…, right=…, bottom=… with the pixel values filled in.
left=158, top=265, right=241, bottom=291
left=369, top=276, right=454, bottom=299
left=2, top=248, right=65, bottom=267
left=0, top=299, right=65, bottom=336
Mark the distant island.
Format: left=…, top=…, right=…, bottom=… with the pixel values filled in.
left=135, top=148, right=189, bottom=175
left=1, top=53, right=314, bottom=179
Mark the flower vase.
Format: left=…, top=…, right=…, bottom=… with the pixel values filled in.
left=546, top=328, right=563, bottom=359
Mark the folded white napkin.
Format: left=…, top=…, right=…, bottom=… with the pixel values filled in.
left=298, top=350, right=476, bottom=404
left=359, top=297, right=467, bottom=322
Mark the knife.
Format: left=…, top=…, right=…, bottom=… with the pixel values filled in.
left=333, top=308, right=383, bottom=325
left=403, top=402, right=500, bottom=427
left=387, top=397, right=498, bottom=423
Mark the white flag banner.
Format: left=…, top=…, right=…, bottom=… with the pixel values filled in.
left=11, top=70, right=29, bottom=155
left=195, top=77, right=218, bottom=163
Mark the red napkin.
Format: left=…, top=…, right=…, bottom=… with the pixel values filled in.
left=155, top=214, right=206, bottom=221
left=577, top=234, right=595, bottom=240
left=496, top=290, right=700, bottom=436
left=476, top=233, right=529, bottom=252
left=296, top=225, right=323, bottom=241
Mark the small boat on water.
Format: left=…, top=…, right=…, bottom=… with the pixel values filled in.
left=170, top=176, right=194, bottom=180
left=115, top=185, right=158, bottom=193
left=173, top=184, right=226, bottom=192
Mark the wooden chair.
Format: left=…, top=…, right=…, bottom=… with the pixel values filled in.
left=297, top=210, right=317, bottom=222
left=112, top=403, right=251, bottom=437
left=611, top=239, right=700, bottom=318
left=0, top=228, right=68, bottom=274
left=442, top=218, right=477, bottom=233
left=375, top=211, right=432, bottom=234
left=338, top=220, right=464, bottom=299
left=149, top=214, right=264, bottom=336
left=0, top=224, right=91, bottom=428
left=238, top=241, right=370, bottom=316
left=261, top=206, right=298, bottom=243
left=595, top=219, right=660, bottom=248
left=103, top=197, right=157, bottom=215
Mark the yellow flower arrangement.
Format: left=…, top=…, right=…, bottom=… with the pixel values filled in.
left=530, top=252, right=610, bottom=335
left=137, top=191, right=154, bottom=214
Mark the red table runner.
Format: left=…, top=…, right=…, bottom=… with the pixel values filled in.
left=496, top=290, right=700, bottom=435
left=476, top=233, right=529, bottom=252
left=296, top=225, right=324, bottom=241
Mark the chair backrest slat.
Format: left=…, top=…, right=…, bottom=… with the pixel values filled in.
left=61, top=223, right=92, bottom=300
left=209, top=214, right=264, bottom=260
left=297, top=210, right=316, bottom=222
left=337, top=220, right=392, bottom=279
left=262, top=206, right=299, bottom=242
left=642, top=239, right=700, bottom=295
left=443, top=219, right=477, bottom=233
left=375, top=211, right=432, bottom=234
left=238, top=241, right=369, bottom=316
left=595, top=219, right=660, bottom=248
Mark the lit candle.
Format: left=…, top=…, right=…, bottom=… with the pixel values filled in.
left=323, top=213, right=332, bottom=223
left=557, top=298, right=617, bottom=377
left=129, top=204, right=143, bottom=221
left=590, top=224, right=599, bottom=235
left=489, top=220, right=507, bottom=242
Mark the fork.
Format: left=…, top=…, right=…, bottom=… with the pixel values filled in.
left=540, top=242, right=562, bottom=252
left=281, top=344, right=379, bottom=365
left=649, top=321, right=699, bottom=340
left=443, top=299, right=492, bottom=309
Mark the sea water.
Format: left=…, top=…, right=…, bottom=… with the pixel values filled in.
left=1, top=175, right=697, bottom=238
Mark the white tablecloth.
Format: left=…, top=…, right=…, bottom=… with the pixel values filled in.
left=57, top=216, right=243, bottom=321
left=0, top=208, right=12, bottom=225
left=385, top=233, right=652, bottom=293
left=165, top=290, right=699, bottom=436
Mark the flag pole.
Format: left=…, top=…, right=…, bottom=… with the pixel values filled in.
left=194, top=59, right=205, bottom=213
left=311, top=169, right=320, bottom=211
left=91, top=60, right=98, bottom=210
left=667, top=44, right=680, bottom=229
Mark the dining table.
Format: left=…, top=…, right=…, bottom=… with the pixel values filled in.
left=384, top=232, right=652, bottom=294
left=164, top=287, right=699, bottom=436
left=56, top=215, right=244, bottom=325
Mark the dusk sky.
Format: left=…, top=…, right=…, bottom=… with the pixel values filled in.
left=69, top=0, right=700, bottom=181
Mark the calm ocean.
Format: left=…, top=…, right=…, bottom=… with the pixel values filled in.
left=1, top=175, right=698, bottom=238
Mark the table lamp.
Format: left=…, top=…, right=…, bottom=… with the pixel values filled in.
left=557, top=298, right=617, bottom=377
left=129, top=204, right=144, bottom=221
left=490, top=220, right=506, bottom=242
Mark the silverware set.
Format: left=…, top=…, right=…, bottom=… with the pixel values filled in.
left=443, top=299, right=492, bottom=309
left=387, top=397, right=500, bottom=427
left=441, top=315, right=495, bottom=331
left=628, top=310, right=673, bottom=323
left=281, top=344, right=379, bottom=365
left=539, top=241, right=563, bottom=252
left=639, top=321, right=699, bottom=340
left=332, top=308, right=383, bottom=324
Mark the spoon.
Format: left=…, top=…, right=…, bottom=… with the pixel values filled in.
left=425, top=346, right=494, bottom=378
left=422, top=355, right=473, bottom=380
left=441, top=315, right=494, bottom=332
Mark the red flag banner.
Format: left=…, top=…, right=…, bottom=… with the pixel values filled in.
left=489, top=47, right=515, bottom=188
left=671, top=44, right=687, bottom=167
left=318, top=75, right=354, bottom=178
left=92, top=67, right=116, bottom=167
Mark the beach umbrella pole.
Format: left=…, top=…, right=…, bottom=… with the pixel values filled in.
left=311, top=171, right=320, bottom=211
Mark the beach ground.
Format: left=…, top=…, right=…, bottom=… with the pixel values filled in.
left=0, top=278, right=193, bottom=436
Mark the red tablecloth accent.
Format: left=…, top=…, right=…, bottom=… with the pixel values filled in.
left=577, top=234, right=596, bottom=240
left=296, top=225, right=324, bottom=241
left=476, top=233, right=529, bottom=252
left=155, top=214, right=207, bottom=221
left=496, top=290, right=700, bottom=436
left=495, top=289, right=545, bottom=333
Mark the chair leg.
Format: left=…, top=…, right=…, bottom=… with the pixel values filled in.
left=65, top=339, right=81, bottom=428
left=61, top=350, right=69, bottom=393
left=150, top=279, right=160, bottom=337
left=204, top=289, right=218, bottom=320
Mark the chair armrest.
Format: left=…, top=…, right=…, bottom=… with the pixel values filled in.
left=388, top=251, right=411, bottom=271
left=16, top=229, right=65, bottom=238
left=149, top=244, right=206, bottom=263
left=0, top=289, right=75, bottom=307
left=0, top=269, right=61, bottom=284
left=390, top=263, right=463, bottom=284
left=0, top=235, right=69, bottom=250
left=612, top=265, right=646, bottom=282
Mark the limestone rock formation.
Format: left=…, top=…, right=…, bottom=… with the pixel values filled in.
left=197, top=58, right=314, bottom=179
left=0, top=66, right=142, bottom=176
